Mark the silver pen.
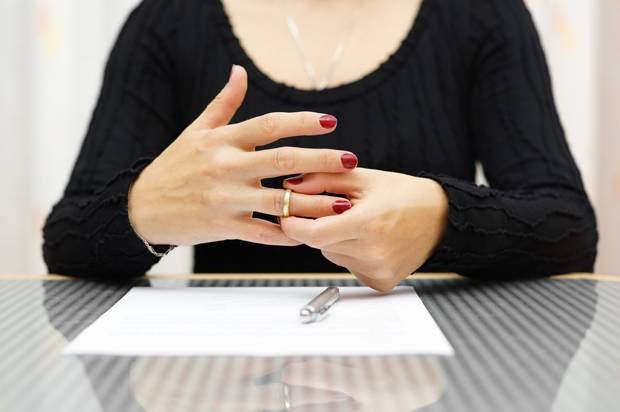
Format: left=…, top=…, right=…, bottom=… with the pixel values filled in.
left=299, top=286, right=340, bottom=324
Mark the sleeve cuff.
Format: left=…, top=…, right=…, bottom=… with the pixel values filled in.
left=91, top=158, right=163, bottom=272
left=416, top=171, right=485, bottom=272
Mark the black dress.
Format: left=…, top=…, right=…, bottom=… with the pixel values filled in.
left=42, top=0, right=598, bottom=278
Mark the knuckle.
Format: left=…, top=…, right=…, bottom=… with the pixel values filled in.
left=320, top=150, right=333, bottom=169
left=272, top=191, right=285, bottom=215
left=214, top=124, right=234, bottom=139
left=298, top=112, right=312, bottom=129
left=274, top=147, right=297, bottom=172
left=202, top=156, right=224, bottom=176
left=202, top=147, right=244, bottom=177
left=192, top=131, right=216, bottom=153
left=316, top=197, right=331, bottom=213
left=201, top=162, right=218, bottom=177
left=259, top=114, right=277, bottom=137
left=213, top=159, right=240, bottom=177
left=199, top=187, right=230, bottom=208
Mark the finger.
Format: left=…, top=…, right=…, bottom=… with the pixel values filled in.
left=280, top=213, right=359, bottom=248
left=283, top=172, right=363, bottom=195
left=191, top=65, right=248, bottom=130
left=235, top=218, right=301, bottom=246
left=225, top=112, right=338, bottom=149
left=250, top=188, right=352, bottom=218
left=242, top=147, right=359, bottom=178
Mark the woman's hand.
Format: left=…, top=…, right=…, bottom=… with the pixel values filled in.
left=128, top=65, right=357, bottom=247
left=281, top=169, right=449, bottom=291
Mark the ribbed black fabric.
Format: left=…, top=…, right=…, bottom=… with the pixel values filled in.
left=43, top=0, right=597, bottom=279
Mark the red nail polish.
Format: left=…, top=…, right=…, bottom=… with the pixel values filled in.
left=341, top=153, right=358, bottom=169
left=285, top=175, right=304, bottom=185
left=319, top=115, right=338, bottom=129
left=332, top=200, right=352, bottom=214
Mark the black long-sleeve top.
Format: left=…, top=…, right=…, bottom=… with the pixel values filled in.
left=42, top=0, right=598, bottom=279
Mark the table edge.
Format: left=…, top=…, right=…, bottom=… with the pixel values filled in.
left=0, top=273, right=618, bottom=282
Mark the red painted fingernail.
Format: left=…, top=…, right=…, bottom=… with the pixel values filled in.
left=332, top=200, right=352, bottom=214
left=285, top=175, right=304, bottom=185
left=319, top=114, right=338, bottom=129
left=341, top=153, right=358, bottom=169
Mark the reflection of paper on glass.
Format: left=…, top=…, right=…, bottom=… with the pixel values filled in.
left=63, top=286, right=454, bottom=357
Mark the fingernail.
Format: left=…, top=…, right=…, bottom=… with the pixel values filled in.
left=319, top=114, right=338, bottom=129
left=341, top=153, right=358, bottom=169
left=285, top=175, right=304, bottom=185
left=332, top=200, right=352, bottom=214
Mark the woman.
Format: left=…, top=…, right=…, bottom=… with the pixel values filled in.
left=43, top=0, right=598, bottom=291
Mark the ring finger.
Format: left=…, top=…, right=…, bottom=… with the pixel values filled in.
left=250, top=188, right=352, bottom=218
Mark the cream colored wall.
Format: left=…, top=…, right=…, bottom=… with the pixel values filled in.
left=0, top=1, right=33, bottom=273
left=1, top=0, right=191, bottom=275
left=527, top=0, right=599, bottom=202
left=27, top=0, right=192, bottom=275
left=597, top=0, right=620, bottom=274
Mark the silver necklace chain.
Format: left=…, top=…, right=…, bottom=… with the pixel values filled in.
left=282, top=1, right=364, bottom=90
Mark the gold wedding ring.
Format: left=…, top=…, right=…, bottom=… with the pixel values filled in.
left=282, top=189, right=292, bottom=217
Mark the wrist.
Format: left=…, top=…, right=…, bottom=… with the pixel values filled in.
left=421, top=177, right=449, bottom=254
left=127, top=171, right=164, bottom=246
left=128, top=180, right=177, bottom=257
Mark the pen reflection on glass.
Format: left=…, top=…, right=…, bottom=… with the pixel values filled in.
left=130, top=356, right=445, bottom=411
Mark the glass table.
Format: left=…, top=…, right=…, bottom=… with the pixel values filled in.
left=0, top=273, right=618, bottom=412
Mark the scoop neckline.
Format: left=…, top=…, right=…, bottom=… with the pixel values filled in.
left=213, top=0, right=431, bottom=105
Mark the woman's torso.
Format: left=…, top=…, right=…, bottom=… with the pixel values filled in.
left=164, top=0, right=478, bottom=272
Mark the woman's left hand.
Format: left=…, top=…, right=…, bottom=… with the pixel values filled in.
left=281, top=168, right=449, bottom=292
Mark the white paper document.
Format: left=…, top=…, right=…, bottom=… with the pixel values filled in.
left=64, top=286, right=453, bottom=357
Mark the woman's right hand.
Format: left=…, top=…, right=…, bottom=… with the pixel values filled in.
left=128, top=65, right=357, bottom=247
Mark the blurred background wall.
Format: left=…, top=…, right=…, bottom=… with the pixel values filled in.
left=597, top=0, right=620, bottom=274
left=0, top=0, right=617, bottom=275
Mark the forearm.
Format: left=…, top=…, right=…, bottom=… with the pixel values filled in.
left=420, top=174, right=598, bottom=278
left=43, top=159, right=160, bottom=279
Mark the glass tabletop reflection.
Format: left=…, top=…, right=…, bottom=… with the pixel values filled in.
left=0, top=276, right=618, bottom=412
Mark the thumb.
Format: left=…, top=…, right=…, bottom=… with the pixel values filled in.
left=191, top=64, right=247, bottom=130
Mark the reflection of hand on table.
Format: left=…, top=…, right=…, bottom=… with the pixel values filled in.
left=281, top=358, right=445, bottom=411
left=131, top=356, right=445, bottom=411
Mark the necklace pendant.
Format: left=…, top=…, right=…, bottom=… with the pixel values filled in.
left=284, top=2, right=363, bottom=92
